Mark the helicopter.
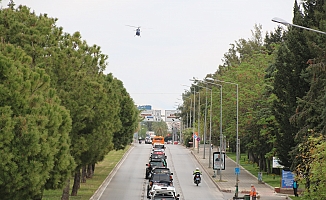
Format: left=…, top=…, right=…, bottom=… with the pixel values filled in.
left=126, top=25, right=141, bottom=37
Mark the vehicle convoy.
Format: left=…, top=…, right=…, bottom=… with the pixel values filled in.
left=144, top=142, right=182, bottom=199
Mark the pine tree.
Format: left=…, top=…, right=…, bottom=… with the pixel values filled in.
left=272, top=1, right=312, bottom=168
left=0, top=44, right=74, bottom=199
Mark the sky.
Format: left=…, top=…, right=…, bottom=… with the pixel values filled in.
left=1, top=0, right=295, bottom=112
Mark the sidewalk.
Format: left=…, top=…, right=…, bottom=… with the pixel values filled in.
left=190, top=145, right=291, bottom=200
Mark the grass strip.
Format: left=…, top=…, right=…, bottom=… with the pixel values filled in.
left=42, top=146, right=130, bottom=200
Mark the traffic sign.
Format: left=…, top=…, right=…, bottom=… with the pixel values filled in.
left=235, top=167, right=240, bottom=175
left=196, top=137, right=200, bottom=141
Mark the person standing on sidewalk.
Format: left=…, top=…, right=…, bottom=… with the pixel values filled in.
left=293, top=179, right=299, bottom=197
left=250, top=184, right=257, bottom=200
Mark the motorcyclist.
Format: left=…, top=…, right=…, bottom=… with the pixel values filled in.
left=193, top=167, right=202, bottom=182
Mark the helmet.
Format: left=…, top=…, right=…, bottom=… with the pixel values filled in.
left=196, top=167, right=199, bottom=170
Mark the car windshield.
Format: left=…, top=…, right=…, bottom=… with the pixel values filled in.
left=151, top=174, right=170, bottom=182
left=150, top=161, right=164, bottom=167
left=154, top=144, right=165, bottom=149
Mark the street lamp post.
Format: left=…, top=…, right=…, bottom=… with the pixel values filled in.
left=191, top=79, right=222, bottom=170
left=197, top=91, right=200, bottom=154
left=200, top=79, right=223, bottom=178
left=192, top=84, right=211, bottom=159
left=272, top=17, right=326, bottom=35
left=207, top=77, right=239, bottom=197
left=181, top=96, right=193, bottom=134
left=182, top=85, right=199, bottom=151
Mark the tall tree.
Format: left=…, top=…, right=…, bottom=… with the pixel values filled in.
left=272, top=1, right=312, bottom=168
left=0, top=43, right=74, bottom=199
left=112, top=79, right=138, bottom=150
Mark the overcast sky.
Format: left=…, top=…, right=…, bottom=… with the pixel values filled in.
left=2, top=0, right=295, bottom=112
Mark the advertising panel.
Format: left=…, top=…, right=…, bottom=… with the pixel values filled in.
left=213, top=152, right=225, bottom=170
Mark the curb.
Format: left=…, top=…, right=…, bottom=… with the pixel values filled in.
left=226, top=155, right=292, bottom=199
left=90, top=144, right=135, bottom=200
left=190, top=150, right=223, bottom=192
left=191, top=149, right=292, bottom=200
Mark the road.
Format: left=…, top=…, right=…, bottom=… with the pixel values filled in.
left=98, top=143, right=228, bottom=200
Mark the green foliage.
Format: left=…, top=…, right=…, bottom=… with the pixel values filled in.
left=112, top=79, right=138, bottom=150
left=0, top=3, right=138, bottom=198
left=299, top=136, right=326, bottom=199
left=272, top=2, right=312, bottom=168
left=152, top=121, right=168, bottom=137
left=0, top=44, right=74, bottom=199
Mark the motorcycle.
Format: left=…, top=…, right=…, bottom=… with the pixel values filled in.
left=194, top=172, right=201, bottom=186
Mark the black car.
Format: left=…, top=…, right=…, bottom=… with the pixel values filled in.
left=147, top=173, right=173, bottom=198
left=149, top=167, right=173, bottom=180
left=145, top=159, right=167, bottom=179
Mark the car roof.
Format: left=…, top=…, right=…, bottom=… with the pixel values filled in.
left=149, top=161, right=165, bottom=167
left=150, top=173, right=170, bottom=181
left=150, top=158, right=164, bottom=162
left=152, top=168, right=171, bottom=173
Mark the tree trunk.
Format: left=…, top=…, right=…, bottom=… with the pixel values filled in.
left=267, top=158, right=271, bottom=174
left=87, top=164, right=94, bottom=178
left=81, top=166, right=87, bottom=183
left=71, top=170, right=81, bottom=196
left=263, top=157, right=267, bottom=172
left=61, top=179, right=70, bottom=200
left=92, top=163, right=95, bottom=173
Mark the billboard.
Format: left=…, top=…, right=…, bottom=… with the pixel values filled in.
left=213, top=152, right=225, bottom=170
left=165, top=110, right=180, bottom=122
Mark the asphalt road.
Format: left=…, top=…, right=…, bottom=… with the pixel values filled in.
left=97, top=143, right=230, bottom=200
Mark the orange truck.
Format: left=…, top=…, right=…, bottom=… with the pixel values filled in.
left=152, top=136, right=165, bottom=145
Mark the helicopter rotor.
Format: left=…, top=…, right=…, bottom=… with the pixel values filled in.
left=126, top=25, right=141, bottom=29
